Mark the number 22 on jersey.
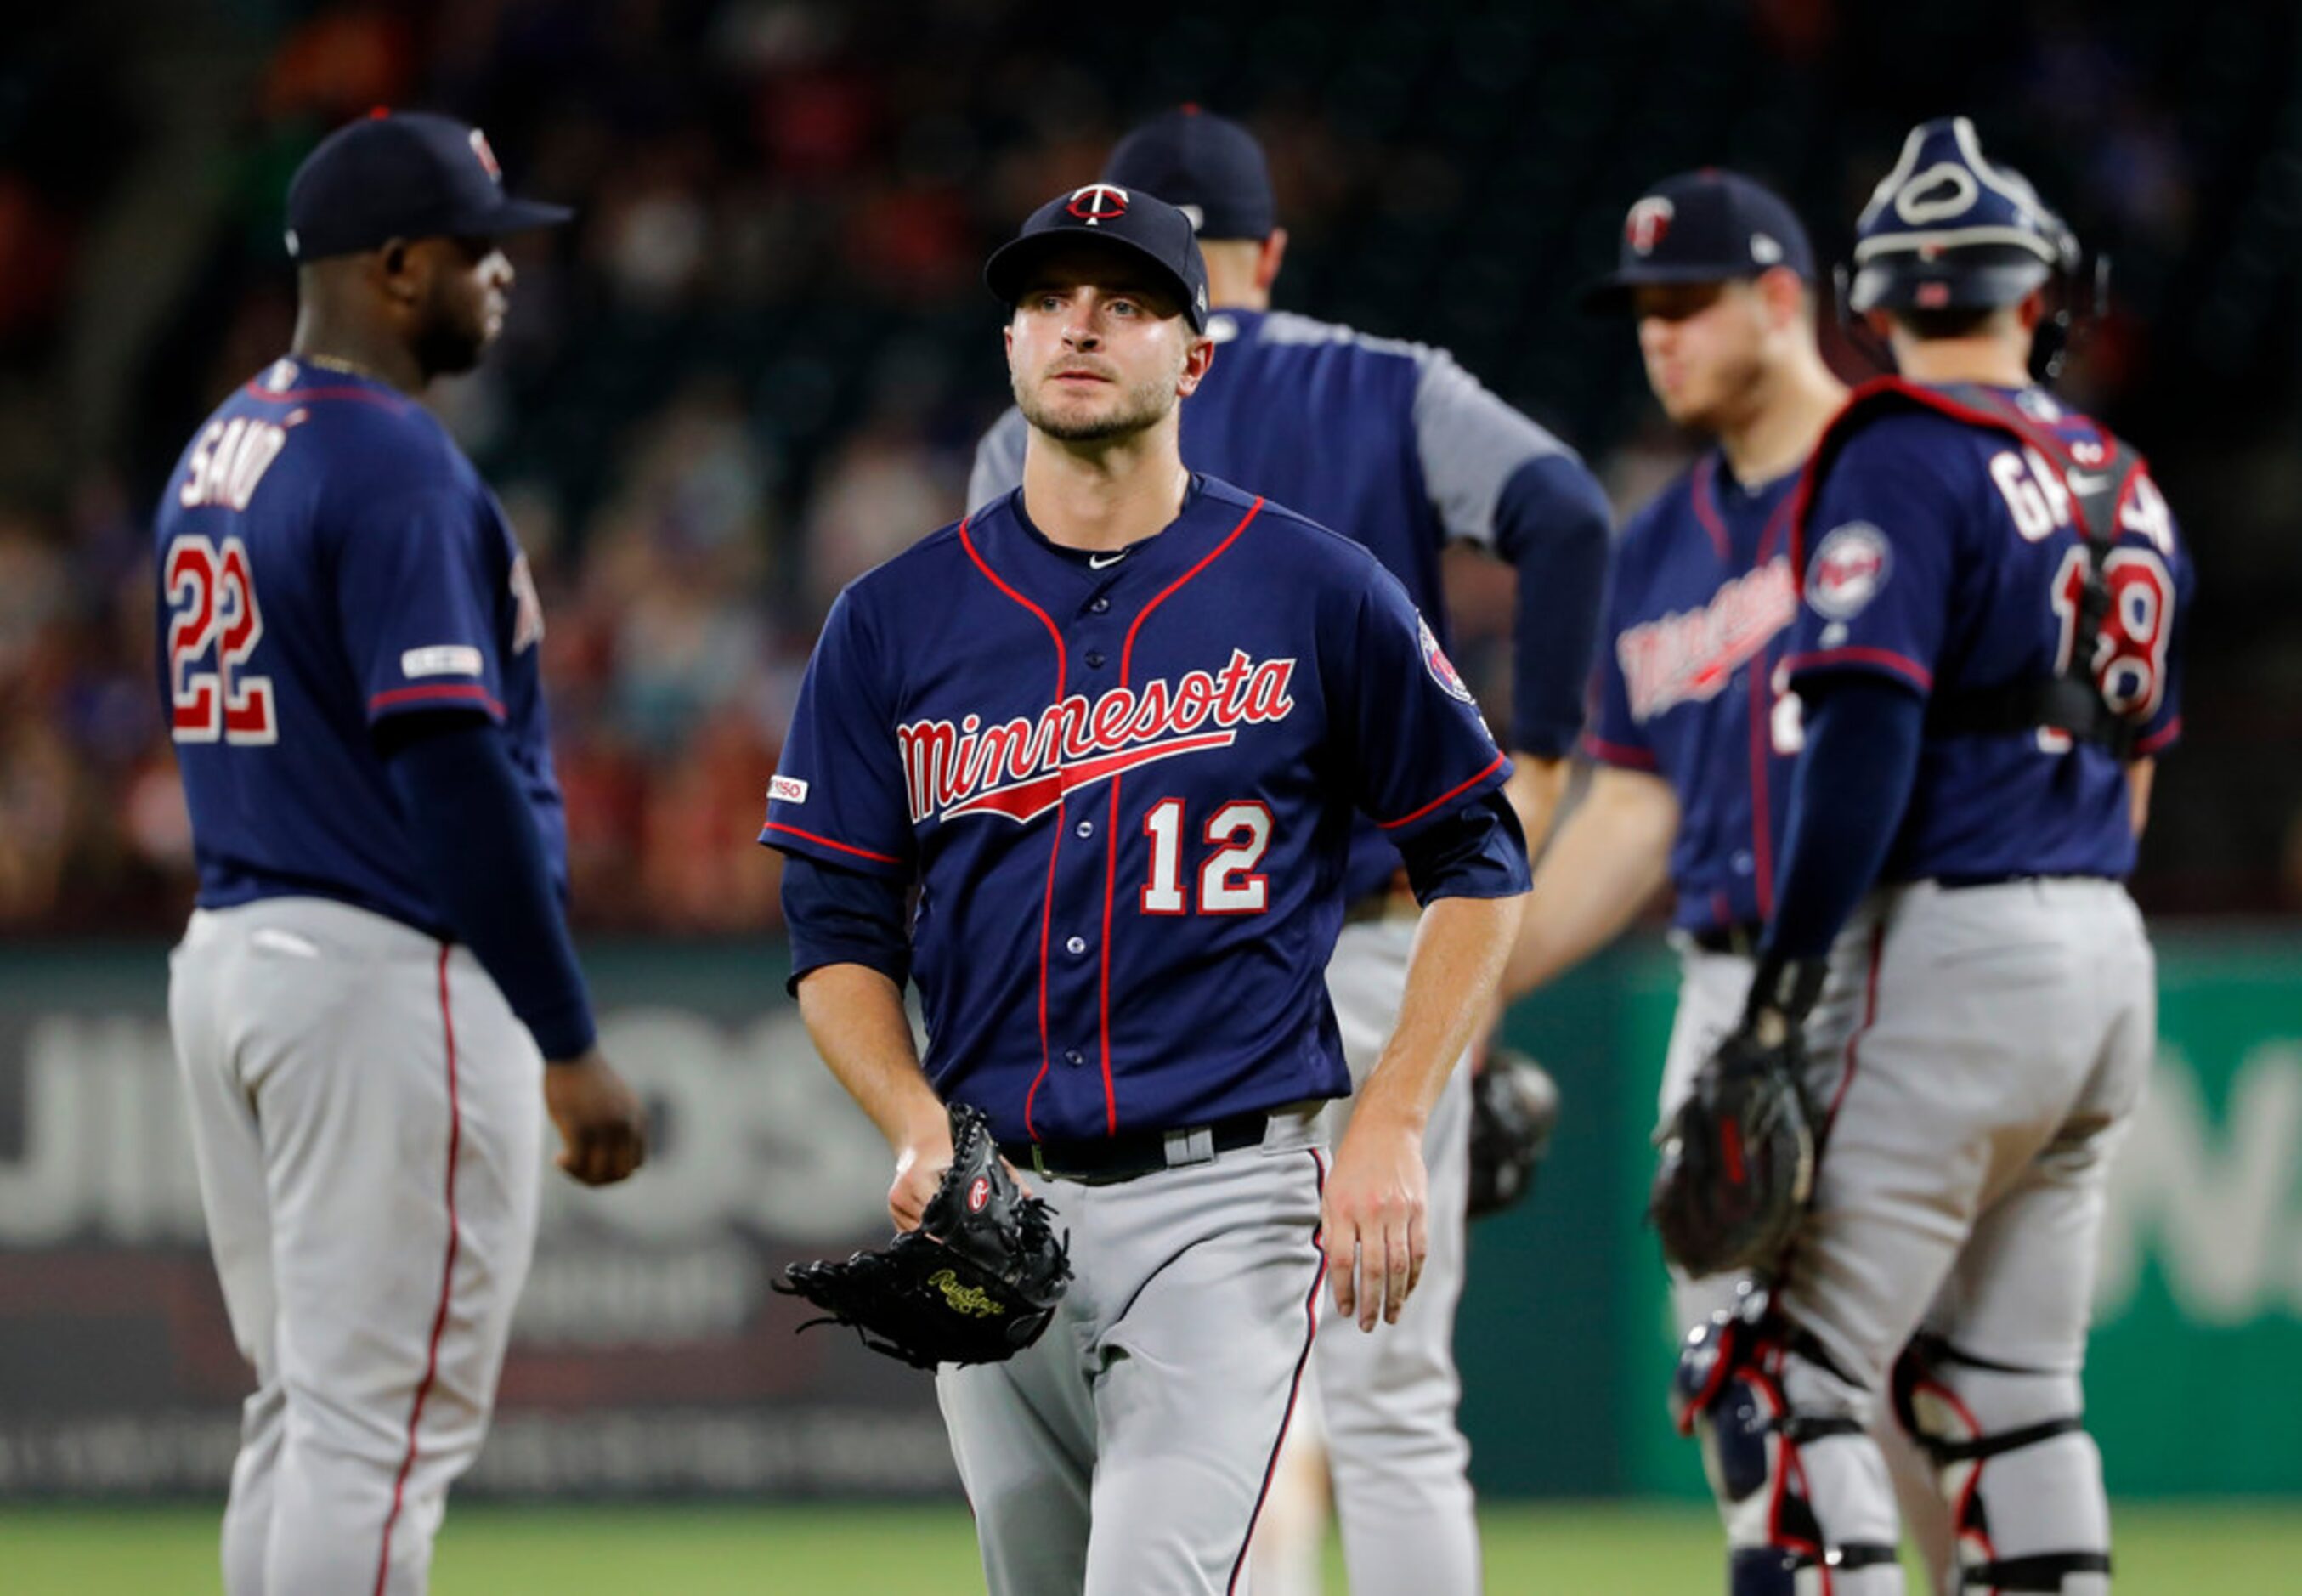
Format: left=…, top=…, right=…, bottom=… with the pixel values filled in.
left=167, top=535, right=276, bottom=745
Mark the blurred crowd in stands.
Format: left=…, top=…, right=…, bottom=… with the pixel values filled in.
left=1, top=0, right=2291, bottom=933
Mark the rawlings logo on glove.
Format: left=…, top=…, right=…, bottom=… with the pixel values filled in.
left=775, top=1103, right=1072, bottom=1370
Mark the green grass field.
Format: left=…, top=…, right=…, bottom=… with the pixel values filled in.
left=4, top=1500, right=2294, bottom=1592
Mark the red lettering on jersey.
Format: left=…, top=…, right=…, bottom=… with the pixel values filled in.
left=1617, top=557, right=1798, bottom=722
left=898, top=654, right=1298, bottom=825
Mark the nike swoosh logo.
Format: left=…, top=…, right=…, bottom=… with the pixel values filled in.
left=1088, top=552, right=1127, bottom=569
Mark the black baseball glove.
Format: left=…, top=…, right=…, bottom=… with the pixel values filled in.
left=775, top=1103, right=1072, bottom=1371
left=1649, top=958, right=1824, bottom=1279
left=1467, top=1048, right=1560, bottom=1220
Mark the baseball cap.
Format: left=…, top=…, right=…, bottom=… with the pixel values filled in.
left=1102, top=105, right=1276, bottom=241
left=983, top=184, right=1212, bottom=331
left=285, top=110, right=573, bottom=262
left=1582, top=169, right=1816, bottom=313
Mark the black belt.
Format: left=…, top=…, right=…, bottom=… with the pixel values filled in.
left=1029, top=1110, right=1271, bottom=1184
left=1688, top=921, right=1763, bottom=957
left=1935, top=872, right=2109, bottom=891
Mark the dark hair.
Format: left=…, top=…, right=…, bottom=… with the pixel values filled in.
left=1889, top=304, right=2004, bottom=341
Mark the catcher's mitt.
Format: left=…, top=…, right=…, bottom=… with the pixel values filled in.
left=775, top=1104, right=1071, bottom=1371
left=1467, top=1048, right=1560, bottom=1220
left=1649, top=959, right=1824, bottom=1278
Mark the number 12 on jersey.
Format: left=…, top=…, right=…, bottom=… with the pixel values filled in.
left=1141, top=799, right=1272, bottom=915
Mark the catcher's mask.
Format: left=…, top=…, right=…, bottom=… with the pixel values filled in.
left=1835, top=116, right=2106, bottom=384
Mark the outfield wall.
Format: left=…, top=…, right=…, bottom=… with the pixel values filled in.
left=1, top=931, right=2294, bottom=1500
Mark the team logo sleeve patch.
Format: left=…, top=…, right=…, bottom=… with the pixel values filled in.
left=1418, top=614, right=1475, bottom=704
left=1805, top=523, right=1893, bottom=620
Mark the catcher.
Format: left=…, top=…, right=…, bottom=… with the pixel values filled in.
left=1653, top=120, right=2191, bottom=1593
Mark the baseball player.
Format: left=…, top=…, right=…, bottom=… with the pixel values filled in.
left=160, top=112, right=646, bottom=1595
left=969, top=108, right=1609, bottom=1596
left=1502, top=167, right=1958, bottom=1593
left=762, top=184, right=1530, bottom=1595
left=1667, top=118, right=2192, bottom=1594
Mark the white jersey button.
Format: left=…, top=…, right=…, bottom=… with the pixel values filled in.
left=1076, top=819, right=1094, bottom=839
left=1066, top=935, right=1088, bottom=956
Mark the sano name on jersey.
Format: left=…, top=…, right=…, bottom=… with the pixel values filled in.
left=899, top=648, right=1298, bottom=826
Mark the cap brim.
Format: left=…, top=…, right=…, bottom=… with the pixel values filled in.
left=447, top=195, right=574, bottom=240
left=984, top=229, right=1205, bottom=330
left=1581, top=262, right=1776, bottom=314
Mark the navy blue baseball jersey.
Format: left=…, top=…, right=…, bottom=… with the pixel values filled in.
left=971, top=308, right=1605, bottom=903
left=1586, top=452, right=1801, bottom=935
left=155, top=357, right=566, bottom=934
left=761, top=476, right=1515, bottom=1145
left=1786, top=381, right=2192, bottom=882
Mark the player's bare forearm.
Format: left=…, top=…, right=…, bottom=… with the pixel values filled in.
left=1502, top=764, right=1678, bottom=999
left=1326, top=889, right=1523, bottom=1331
left=1502, top=753, right=1570, bottom=857
left=1360, top=891, right=1527, bottom=1131
left=795, top=963, right=952, bottom=1230
left=2126, top=756, right=2156, bottom=838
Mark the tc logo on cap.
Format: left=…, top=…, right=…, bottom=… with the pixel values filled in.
left=1626, top=196, right=1674, bottom=257
left=1066, top=184, right=1131, bottom=225
left=469, top=128, right=502, bottom=183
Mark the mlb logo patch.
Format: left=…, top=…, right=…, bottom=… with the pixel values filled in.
left=1806, top=524, right=1892, bottom=620
left=400, top=644, right=485, bottom=679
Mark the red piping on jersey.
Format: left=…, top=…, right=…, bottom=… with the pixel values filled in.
left=1378, top=749, right=1507, bottom=831
left=1581, top=732, right=1660, bottom=771
left=759, top=821, right=902, bottom=866
left=1690, top=454, right=1731, bottom=563
left=2135, top=716, right=2182, bottom=756
left=374, top=948, right=464, bottom=1596
left=245, top=381, right=411, bottom=412
left=369, top=682, right=507, bottom=717
left=1103, top=497, right=1265, bottom=1135
left=1228, top=1148, right=1327, bottom=1595
left=959, top=518, right=1069, bottom=1142
left=1748, top=496, right=1796, bottom=920
left=1784, top=646, right=1933, bottom=693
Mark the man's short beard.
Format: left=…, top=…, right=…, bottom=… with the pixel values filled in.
left=413, top=316, right=489, bottom=381
left=1015, top=372, right=1175, bottom=444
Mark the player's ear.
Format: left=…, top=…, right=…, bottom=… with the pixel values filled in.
left=2015, top=287, right=2047, bottom=333
left=1257, top=229, right=1288, bottom=291
left=374, top=239, right=421, bottom=306
left=1757, top=265, right=1805, bottom=331
left=1177, top=330, right=1215, bottom=396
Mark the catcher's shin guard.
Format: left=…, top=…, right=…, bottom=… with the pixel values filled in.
left=1892, top=1336, right=2111, bottom=1595
left=1676, top=1285, right=1903, bottom=1594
